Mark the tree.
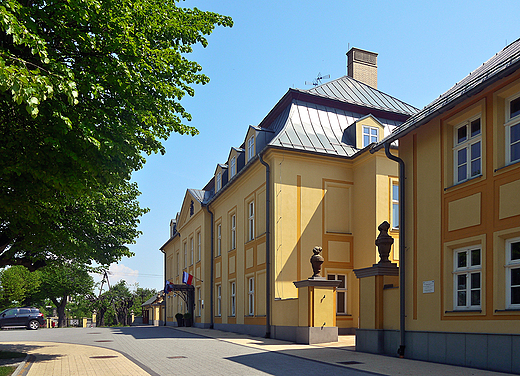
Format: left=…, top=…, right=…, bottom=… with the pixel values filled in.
left=0, top=0, right=232, bottom=269
left=37, top=263, right=94, bottom=327
left=0, top=266, right=41, bottom=309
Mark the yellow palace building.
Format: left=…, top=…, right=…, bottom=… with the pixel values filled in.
left=160, top=48, right=417, bottom=343
left=362, top=39, right=520, bottom=373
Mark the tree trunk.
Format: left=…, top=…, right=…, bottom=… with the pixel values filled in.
left=56, top=298, right=67, bottom=328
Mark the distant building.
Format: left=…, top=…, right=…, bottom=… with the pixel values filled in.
left=160, top=48, right=417, bottom=341
left=361, top=38, right=520, bottom=373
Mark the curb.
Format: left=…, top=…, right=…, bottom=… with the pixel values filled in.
left=11, top=354, right=34, bottom=376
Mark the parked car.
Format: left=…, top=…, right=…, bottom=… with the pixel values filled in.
left=0, top=307, right=45, bottom=330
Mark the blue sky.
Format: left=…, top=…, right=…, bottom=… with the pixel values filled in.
left=101, top=0, right=519, bottom=289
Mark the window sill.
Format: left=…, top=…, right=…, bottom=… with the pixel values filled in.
left=444, top=174, right=483, bottom=191
left=494, top=159, right=520, bottom=173
left=336, top=314, right=352, bottom=317
left=445, top=309, right=482, bottom=314
left=494, top=308, right=520, bottom=312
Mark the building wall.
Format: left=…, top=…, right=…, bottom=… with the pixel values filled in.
left=357, top=70, right=520, bottom=374
left=399, top=71, right=520, bottom=335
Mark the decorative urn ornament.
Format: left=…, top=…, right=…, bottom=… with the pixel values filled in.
left=310, top=246, right=324, bottom=278
left=375, top=221, right=394, bottom=264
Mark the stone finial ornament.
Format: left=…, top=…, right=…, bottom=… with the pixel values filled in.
left=375, top=221, right=394, bottom=264
left=310, top=246, right=324, bottom=278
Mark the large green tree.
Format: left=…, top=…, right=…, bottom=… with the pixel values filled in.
left=0, top=0, right=232, bottom=269
left=38, top=263, right=94, bottom=327
left=0, top=266, right=41, bottom=308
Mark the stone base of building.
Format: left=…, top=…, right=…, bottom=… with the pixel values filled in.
left=356, top=329, right=520, bottom=374
left=211, top=323, right=338, bottom=345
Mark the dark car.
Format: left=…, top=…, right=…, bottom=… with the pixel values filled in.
left=0, top=307, right=45, bottom=330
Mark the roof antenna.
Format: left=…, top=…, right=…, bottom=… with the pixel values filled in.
left=305, top=72, right=330, bottom=86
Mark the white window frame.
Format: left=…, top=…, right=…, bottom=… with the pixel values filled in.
left=190, top=237, right=194, bottom=266
left=248, top=277, right=255, bottom=316
left=230, top=156, right=236, bottom=177
left=327, top=274, right=347, bottom=314
left=231, top=214, right=236, bottom=250
left=505, top=92, right=520, bottom=164
left=230, top=281, right=236, bottom=317
left=453, top=116, right=482, bottom=183
left=217, top=224, right=222, bottom=256
left=197, top=232, right=201, bottom=262
left=248, top=201, right=255, bottom=241
left=216, top=172, right=222, bottom=192
left=362, top=125, right=378, bottom=148
left=216, top=284, right=222, bottom=317
left=453, top=246, right=482, bottom=310
left=248, top=136, right=255, bottom=161
left=392, top=182, right=399, bottom=230
left=183, top=242, right=187, bottom=268
left=506, top=237, right=520, bottom=309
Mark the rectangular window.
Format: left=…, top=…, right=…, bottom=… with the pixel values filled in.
left=248, top=277, right=255, bottom=316
left=362, top=125, right=379, bottom=148
left=506, top=93, right=520, bottom=164
left=454, top=117, right=482, bottom=183
left=230, top=281, right=236, bottom=316
left=248, top=201, right=255, bottom=241
left=230, top=157, right=236, bottom=177
left=217, top=285, right=222, bottom=316
left=183, top=243, right=187, bottom=268
left=453, top=247, right=482, bottom=310
left=506, top=237, right=520, bottom=308
left=231, top=214, right=236, bottom=250
left=216, top=172, right=222, bottom=192
left=190, top=237, right=194, bottom=265
left=327, top=274, right=347, bottom=314
left=392, top=183, right=399, bottom=229
left=197, top=232, right=201, bottom=262
left=217, top=224, right=222, bottom=256
left=248, top=136, right=255, bottom=161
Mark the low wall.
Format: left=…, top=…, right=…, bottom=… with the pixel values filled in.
left=356, top=329, right=520, bottom=374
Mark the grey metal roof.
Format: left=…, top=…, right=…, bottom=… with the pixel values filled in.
left=268, top=99, right=403, bottom=157
left=304, top=75, right=418, bottom=116
left=188, top=189, right=212, bottom=205
left=375, top=38, right=520, bottom=149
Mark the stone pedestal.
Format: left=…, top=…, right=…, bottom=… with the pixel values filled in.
left=293, top=278, right=341, bottom=344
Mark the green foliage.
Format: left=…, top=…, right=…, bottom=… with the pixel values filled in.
left=0, top=365, right=17, bottom=376
left=0, top=266, right=41, bottom=308
left=0, top=0, right=232, bottom=270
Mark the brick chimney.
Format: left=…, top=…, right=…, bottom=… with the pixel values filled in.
left=346, top=47, right=378, bottom=89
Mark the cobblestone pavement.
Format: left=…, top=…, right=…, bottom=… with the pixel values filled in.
left=0, top=326, right=514, bottom=376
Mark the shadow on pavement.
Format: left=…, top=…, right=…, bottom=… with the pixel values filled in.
left=225, top=351, right=384, bottom=376
left=111, top=325, right=207, bottom=340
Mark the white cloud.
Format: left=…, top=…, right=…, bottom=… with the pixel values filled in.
left=91, top=263, right=139, bottom=289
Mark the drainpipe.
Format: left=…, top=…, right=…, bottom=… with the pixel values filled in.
left=259, top=153, right=271, bottom=339
left=206, top=205, right=215, bottom=329
left=384, top=143, right=406, bottom=357
left=163, top=249, right=167, bottom=326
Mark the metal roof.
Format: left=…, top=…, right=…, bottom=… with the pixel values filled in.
left=268, top=99, right=403, bottom=157
left=374, top=38, right=520, bottom=149
left=188, top=189, right=212, bottom=205
left=304, top=75, right=418, bottom=116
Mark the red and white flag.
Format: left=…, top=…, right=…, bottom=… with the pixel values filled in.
left=182, top=271, right=193, bottom=285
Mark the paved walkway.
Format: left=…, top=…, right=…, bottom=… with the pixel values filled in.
left=0, top=326, right=515, bottom=376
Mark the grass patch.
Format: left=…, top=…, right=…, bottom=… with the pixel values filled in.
left=0, top=366, right=17, bottom=376
left=0, top=352, right=24, bottom=360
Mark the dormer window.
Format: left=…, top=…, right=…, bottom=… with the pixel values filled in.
left=216, top=172, right=222, bottom=191
left=248, top=136, right=255, bottom=161
left=230, top=156, right=236, bottom=177
left=362, top=125, right=379, bottom=147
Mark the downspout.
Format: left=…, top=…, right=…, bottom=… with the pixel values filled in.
left=259, top=153, right=271, bottom=338
left=384, top=143, right=406, bottom=357
left=163, top=249, right=167, bottom=326
left=205, top=205, right=215, bottom=330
